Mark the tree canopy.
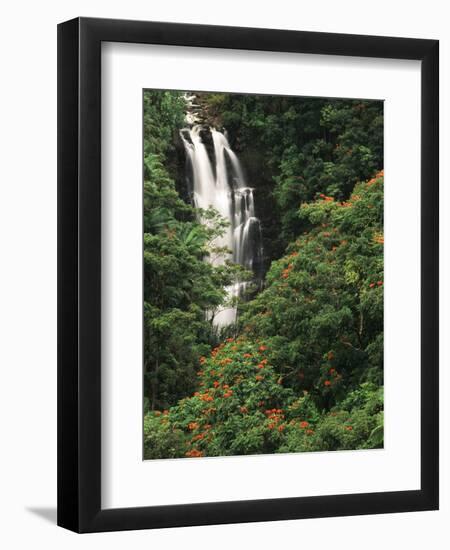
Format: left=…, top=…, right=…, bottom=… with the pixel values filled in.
left=142, top=90, right=384, bottom=457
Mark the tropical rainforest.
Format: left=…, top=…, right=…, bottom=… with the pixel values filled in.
left=143, top=90, right=384, bottom=459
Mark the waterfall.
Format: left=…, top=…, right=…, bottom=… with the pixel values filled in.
left=180, top=124, right=263, bottom=327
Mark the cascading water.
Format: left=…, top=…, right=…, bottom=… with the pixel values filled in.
left=180, top=124, right=263, bottom=327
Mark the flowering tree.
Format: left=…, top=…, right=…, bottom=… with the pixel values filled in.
left=142, top=91, right=384, bottom=457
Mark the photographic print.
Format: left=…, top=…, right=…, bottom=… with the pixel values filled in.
left=58, top=18, right=438, bottom=531
left=143, top=90, right=384, bottom=460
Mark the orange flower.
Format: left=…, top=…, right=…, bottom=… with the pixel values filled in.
left=188, top=422, right=199, bottom=431
left=226, top=337, right=234, bottom=343
left=345, top=426, right=353, bottom=431
left=223, top=390, right=233, bottom=398
left=278, top=424, right=285, bottom=432
left=369, top=282, right=375, bottom=288
left=259, top=345, right=267, bottom=351
left=213, top=381, right=220, bottom=388
left=185, top=449, right=203, bottom=458
left=266, top=409, right=283, bottom=418
left=306, top=429, right=314, bottom=435
left=257, top=363, right=265, bottom=369
left=243, top=353, right=252, bottom=358
left=255, top=375, right=264, bottom=381
left=377, top=280, right=383, bottom=286
left=299, top=421, right=309, bottom=428
left=373, top=233, right=384, bottom=244
left=324, top=380, right=332, bottom=387
left=240, top=406, right=248, bottom=414
left=200, top=394, right=214, bottom=402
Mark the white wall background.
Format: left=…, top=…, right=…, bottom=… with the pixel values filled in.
left=0, top=0, right=447, bottom=547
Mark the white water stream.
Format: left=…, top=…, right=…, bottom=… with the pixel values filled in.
left=180, top=125, right=263, bottom=326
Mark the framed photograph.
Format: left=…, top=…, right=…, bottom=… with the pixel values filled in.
left=57, top=17, right=439, bottom=532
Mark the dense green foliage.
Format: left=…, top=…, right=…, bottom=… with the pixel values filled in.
left=143, top=92, right=236, bottom=409
left=143, top=90, right=384, bottom=457
left=197, top=93, right=383, bottom=257
left=240, top=174, right=384, bottom=409
left=144, top=338, right=383, bottom=459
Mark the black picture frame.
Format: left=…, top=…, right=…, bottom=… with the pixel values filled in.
left=57, top=16, right=439, bottom=533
